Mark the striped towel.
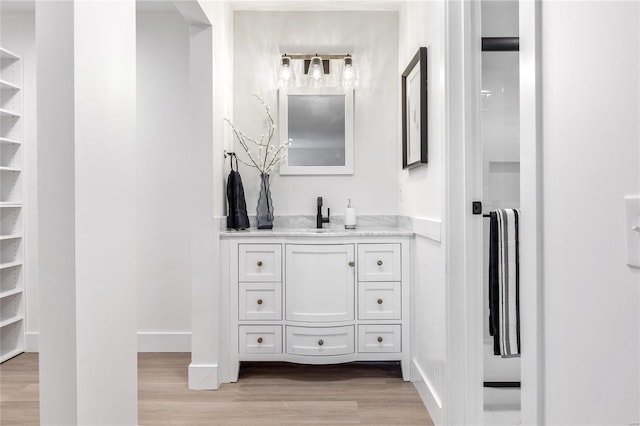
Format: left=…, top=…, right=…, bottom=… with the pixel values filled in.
left=489, top=209, right=521, bottom=358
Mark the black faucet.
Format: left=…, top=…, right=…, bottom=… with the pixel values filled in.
left=317, top=197, right=330, bottom=228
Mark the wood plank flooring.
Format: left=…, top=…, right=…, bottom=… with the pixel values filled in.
left=1, top=353, right=433, bottom=425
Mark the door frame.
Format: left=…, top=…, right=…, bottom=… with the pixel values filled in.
left=444, top=0, right=544, bottom=424
left=518, top=1, right=544, bottom=424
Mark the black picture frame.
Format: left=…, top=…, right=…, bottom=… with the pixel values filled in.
left=401, top=47, right=428, bottom=169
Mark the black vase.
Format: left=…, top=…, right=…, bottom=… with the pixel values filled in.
left=256, top=173, right=274, bottom=229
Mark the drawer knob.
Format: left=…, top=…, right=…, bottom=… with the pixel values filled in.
left=348, top=261, right=355, bottom=267
left=257, top=299, right=263, bottom=305
left=257, top=261, right=263, bottom=267
left=377, top=336, right=383, bottom=343
left=377, top=298, right=383, bottom=305
left=377, top=260, right=383, bottom=266
left=318, top=339, right=324, bottom=346
left=257, top=337, right=263, bottom=344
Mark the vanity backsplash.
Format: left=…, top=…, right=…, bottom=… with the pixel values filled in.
left=219, top=215, right=414, bottom=232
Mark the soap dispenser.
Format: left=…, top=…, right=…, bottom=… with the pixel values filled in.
left=345, top=199, right=356, bottom=230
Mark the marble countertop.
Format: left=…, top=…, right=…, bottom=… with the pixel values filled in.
left=219, top=215, right=414, bottom=238
left=219, top=227, right=414, bottom=238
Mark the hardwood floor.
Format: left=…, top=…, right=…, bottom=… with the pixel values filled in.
left=1, top=353, right=433, bottom=425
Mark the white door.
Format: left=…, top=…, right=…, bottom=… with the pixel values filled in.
left=285, top=244, right=355, bottom=322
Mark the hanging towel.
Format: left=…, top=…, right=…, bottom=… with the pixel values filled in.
left=226, top=154, right=250, bottom=230
left=489, top=208, right=521, bottom=358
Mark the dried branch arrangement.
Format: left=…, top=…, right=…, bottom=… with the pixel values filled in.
left=224, top=95, right=292, bottom=174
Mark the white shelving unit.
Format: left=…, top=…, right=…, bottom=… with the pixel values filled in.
left=0, top=46, right=24, bottom=363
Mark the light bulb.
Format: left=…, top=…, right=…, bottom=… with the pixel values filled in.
left=340, top=55, right=358, bottom=88
left=278, top=54, right=295, bottom=87
left=307, top=56, right=324, bottom=81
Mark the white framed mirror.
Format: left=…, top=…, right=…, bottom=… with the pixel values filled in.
left=278, top=87, right=354, bottom=175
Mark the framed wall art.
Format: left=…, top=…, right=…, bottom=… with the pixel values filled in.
left=401, top=47, right=428, bottom=169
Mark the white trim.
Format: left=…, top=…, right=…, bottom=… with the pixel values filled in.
left=278, top=87, right=354, bottom=176
left=519, top=1, right=544, bottom=424
left=464, top=1, right=484, bottom=423
left=443, top=0, right=483, bottom=424
left=25, top=332, right=38, bottom=352
left=412, top=359, right=443, bottom=426
left=230, top=1, right=401, bottom=12
left=412, top=217, right=442, bottom=242
left=23, top=332, right=192, bottom=353
left=188, top=363, right=219, bottom=390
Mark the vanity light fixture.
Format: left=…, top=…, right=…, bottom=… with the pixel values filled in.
left=278, top=54, right=295, bottom=87
left=277, top=53, right=356, bottom=88
left=340, top=54, right=358, bottom=88
left=307, top=55, right=325, bottom=82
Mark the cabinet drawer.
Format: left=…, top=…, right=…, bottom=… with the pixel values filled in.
left=286, top=326, right=354, bottom=356
left=358, top=282, right=401, bottom=320
left=358, top=325, right=401, bottom=353
left=357, top=244, right=401, bottom=282
left=239, top=244, right=282, bottom=282
left=239, top=282, right=282, bottom=320
left=239, top=326, right=282, bottom=354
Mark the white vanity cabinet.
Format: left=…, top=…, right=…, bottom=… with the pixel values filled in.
left=221, top=231, right=412, bottom=382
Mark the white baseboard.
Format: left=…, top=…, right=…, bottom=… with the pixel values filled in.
left=188, top=363, right=219, bottom=390
left=23, top=331, right=192, bottom=353
left=412, top=359, right=443, bottom=425
left=25, top=332, right=39, bottom=352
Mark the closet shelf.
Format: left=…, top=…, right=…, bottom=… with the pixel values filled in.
left=0, top=108, right=21, bottom=118
left=0, top=261, right=22, bottom=270
left=0, top=315, right=23, bottom=328
left=0, top=348, right=24, bottom=363
left=0, top=137, right=21, bottom=145
left=0, top=47, right=20, bottom=61
left=0, top=43, right=24, bottom=362
left=0, top=288, right=23, bottom=299
left=0, top=79, right=21, bottom=90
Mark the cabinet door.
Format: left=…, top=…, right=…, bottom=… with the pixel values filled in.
left=285, top=244, right=355, bottom=322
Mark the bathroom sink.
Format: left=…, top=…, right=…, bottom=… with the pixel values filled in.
left=292, top=228, right=343, bottom=234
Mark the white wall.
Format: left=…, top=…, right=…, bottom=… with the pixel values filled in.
left=398, top=1, right=447, bottom=424
left=136, top=9, right=192, bottom=350
left=232, top=11, right=399, bottom=216
left=36, top=2, right=78, bottom=421
left=541, top=2, right=640, bottom=424
left=1, top=9, right=39, bottom=350
left=4, top=7, right=194, bottom=353
left=36, top=0, right=138, bottom=422
left=398, top=3, right=445, bottom=220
